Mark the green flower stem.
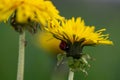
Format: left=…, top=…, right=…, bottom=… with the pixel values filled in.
left=68, top=69, right=74, bottom=80
left=17, top=31, right=25, bottom=80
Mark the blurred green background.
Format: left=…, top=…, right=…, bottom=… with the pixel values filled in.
left=0, top=0, right=119, bottom=80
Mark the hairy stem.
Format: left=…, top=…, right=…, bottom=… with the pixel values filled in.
left=68, top=69, right=74, bottom=80
left=17, top=31, right=25, bottom=80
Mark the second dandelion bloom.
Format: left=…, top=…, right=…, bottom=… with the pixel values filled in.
left=0, top=0, right=63, bottom=33
left=44, top=17, right=113, bottom=72
left=45, top=17, right=113, bottom=58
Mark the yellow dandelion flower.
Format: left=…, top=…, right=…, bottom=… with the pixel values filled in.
left=37, top=31, right=63, bottom=54
left=0, top=0, right=63, bottom=33
left=45, top=17, right=113, bottom=59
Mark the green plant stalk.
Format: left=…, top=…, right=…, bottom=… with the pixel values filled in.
left=68, top=69, right=74, bottom=80
left=17, top=31, right=25, bottom=80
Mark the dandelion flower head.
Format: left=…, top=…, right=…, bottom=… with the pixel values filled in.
left=0, top=0, right=63, bottom=33
left=0, top=0, right=62, bottom=24
left=45, top=17, right=113, bottom=59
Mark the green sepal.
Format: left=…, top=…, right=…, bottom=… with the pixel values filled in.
left=56, top=53, right=93, bottom=75
left=57, top=53, right=66, bottom=66
left=67, top=54, right=92, bottom=75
